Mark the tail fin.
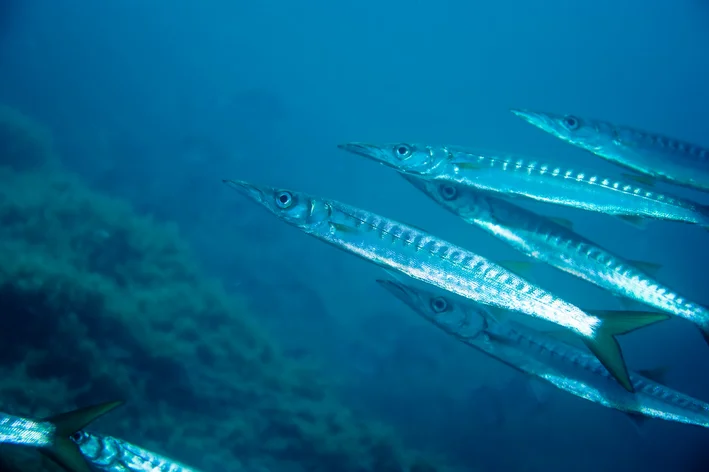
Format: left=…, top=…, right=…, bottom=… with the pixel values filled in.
left=584, top=310, right=670, bottom=392
left=41, top=401, right=123, bottom=472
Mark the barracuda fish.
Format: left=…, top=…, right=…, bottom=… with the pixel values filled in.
left=401, top=174, right=709, bottom=345
left=338, top=142, right=709, bottom=229
left=378, top=278, right=709, bottom=429
left=0, top=401, right=121, bottom=472
left=224, top=179, right=669, bottom=392
left=511, top=108, right=709, bottom=194
left=0, top=401, right=201, bottom=472
left=70, top=430, right=201, bottom=472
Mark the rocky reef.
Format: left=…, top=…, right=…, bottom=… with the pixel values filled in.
left=0, top=105, right=450, bottom=472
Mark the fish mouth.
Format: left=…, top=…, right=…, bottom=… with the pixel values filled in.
left=509, top=108, right=537, bottom=124
left=338, top=142, right=394, bottom=167
left=222, top=179, right=267, bottom=203
left=510, top=108, right=558, bottom=133
left=376, top=278, right=417, bottom=304
left=338, top=142, right=377, bottom=158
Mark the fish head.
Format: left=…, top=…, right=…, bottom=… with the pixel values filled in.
left=224, top=180, right=328, bottom=230
left=337, top=142, right=450, bottom=176
left=400, top=174, right=490, bottom=219
left=70, top=430, right=103, bottom=461
left=376, top=279, right=487, bottom=339
left=510, top=109, right=611, bottom=153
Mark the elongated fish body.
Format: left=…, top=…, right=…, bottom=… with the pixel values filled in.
left=402, top=175, right=709, bottom=342
left=0, top=412, right=53, bottom=447
left=378, top=279, right=709, bottom=429
left=338, top=143, right=709, bottom=228
left=511, top=109, right=709, bottom=194
left=225, top=179, right=668, bottom=392
left=72, top=431, right=200, bottom=472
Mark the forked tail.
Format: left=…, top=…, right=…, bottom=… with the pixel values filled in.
left=584, top=310, right=670, bottom=392
left=40, top=401, right=123, bottom=472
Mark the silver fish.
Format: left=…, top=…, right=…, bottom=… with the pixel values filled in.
left=378, top=278, right=709, bottom=429
left=338, top=142, right=709, bottom=229
left=224, top=179, right=669, bottom=392
left=0, top=412, right=54, bottom=447
left=511, top=108, right=709, bottom=194
left=402, top=174, right=709, bottom=345
left=0, top=401, right=122, bottom=472
left=71, top=430, right=200, bottom=472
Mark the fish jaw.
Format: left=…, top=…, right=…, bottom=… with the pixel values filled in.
left=376, top=278, right=421, bottom=306
left=223, top=179, right=269, bottom=205
left=338, top=142, right=444, bottom=176
left=510, top=108, right=563, bottom=135
left=337, top=142, right=401, bottom=168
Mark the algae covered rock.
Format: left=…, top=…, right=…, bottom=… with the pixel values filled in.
left=0, top=105, right=58, bottom=171
left=0, top=106, right=451, bottom=472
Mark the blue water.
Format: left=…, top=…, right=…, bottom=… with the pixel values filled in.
left=0, top=1, right=708, bottom=471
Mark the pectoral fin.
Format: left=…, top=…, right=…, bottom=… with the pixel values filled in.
left=625, top=412, right=650, bottom=433
left=330, top=222, right=358, bottom=233
left=456, top=161, right=484, bottom=170
left=526, top=378, right=551, bottom=406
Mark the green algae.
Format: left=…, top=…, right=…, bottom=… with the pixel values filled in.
left=0, top=106, right=451, bottom=472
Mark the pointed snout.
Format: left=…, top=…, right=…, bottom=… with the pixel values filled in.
left=222, top=179, right=268, bottom=203
left=376, top=278, right=417, bottom=304
left=337, top=142, right=380, bottom=159
left=509, top=108, right=537, bottom=123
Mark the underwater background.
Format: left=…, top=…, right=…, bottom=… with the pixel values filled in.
left=0, top=1, right=708, bottom=470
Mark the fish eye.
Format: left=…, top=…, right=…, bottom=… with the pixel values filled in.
left=439, top=185, right=458, bottom=201
left=275, top=191, right=293, bottom=209
left=394, top=144, right=412, bottom=159
left=70, top=432, right=83, bottom=442
left=562, top=115, right=580, bottom=131
left=430, top=297, right=448, bottom=313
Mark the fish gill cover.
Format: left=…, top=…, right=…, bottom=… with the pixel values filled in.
left=0, top=105, right=451, bottom=472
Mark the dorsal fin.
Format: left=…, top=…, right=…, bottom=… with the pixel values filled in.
left=546, top=217, right=575, bottom=230
left=627, top=260, right=662, bottom=277
left=614, top=215, right=648, bottom=229
left=496, top=260, right=536, bottom=277
left=611, top=294, right=640, bottom=310
left=486, top=305, right=512, bottom=323
left=621, top=173, right=656, bottom=187
left=638, top=366, right=670, bottom=385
